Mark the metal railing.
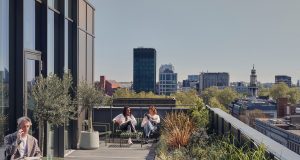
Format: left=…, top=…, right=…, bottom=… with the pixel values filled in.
left=207, top=105, right=300, bottom=160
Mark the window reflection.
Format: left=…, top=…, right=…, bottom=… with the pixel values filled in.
left=64, top=20, right=72, bottom=71
left=65, top=0, right=72, bottom=19
left=87, top=35, right=93, bottom=83
left=79, top=30, right=86, bottom=81
left=24, top=0, right=35, bottom=49
left=0, top=0, right=9, bottom=147
left=25, top=59, right=39, bottom=146
left=48, top=0, right=59, bottom=11
left=47, top=11, right=55, bottom=74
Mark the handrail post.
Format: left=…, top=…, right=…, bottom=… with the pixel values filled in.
left=221, top=117, right=224, bottom=135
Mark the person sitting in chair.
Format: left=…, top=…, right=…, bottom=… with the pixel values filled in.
left=113, top=106, right=137, bottom=144
left=4, top=116, right=41, bottom=160
left=141, top=106, right=160, bottom=142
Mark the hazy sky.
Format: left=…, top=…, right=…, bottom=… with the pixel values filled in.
left=90, top=0, right=300, bottom=83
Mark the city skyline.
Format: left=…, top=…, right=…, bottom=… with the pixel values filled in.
left=90, top=0, right=300, bottom=83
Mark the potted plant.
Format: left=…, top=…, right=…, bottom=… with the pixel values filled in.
left=32, top=72, right=76, bottom=155
left=77, top=81, right=106, bottom=149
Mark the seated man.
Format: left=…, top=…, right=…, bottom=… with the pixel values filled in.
left=141, top=106, right=160, bottom=142
left=4, top=116, right=41, bottom=160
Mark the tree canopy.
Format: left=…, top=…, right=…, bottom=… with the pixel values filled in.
left=268, top=82, right=300, bottom=105
left=200, top=87, right=240, bottom=112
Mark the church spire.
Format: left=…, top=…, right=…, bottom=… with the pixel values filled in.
left=249, top=65, right=258, bottom=97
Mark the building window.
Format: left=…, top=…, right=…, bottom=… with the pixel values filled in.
left=87, top=5, right=94, bottom=34
left=47, top=10, right=55, bottom=74
left=24, top=0, right=35, bottom=49
left=48, top=0, right=59, bottom=11
left=78, top=30, right=86, bottom=81
left=64, top=20, right=72, bottom=71
left=79, top=0, right=86, bottom=30
left=87, top=35, right=93, bottom=83
left=0, top=0, right=9, bottom=147
left=65, top=0, right=72, bottom=19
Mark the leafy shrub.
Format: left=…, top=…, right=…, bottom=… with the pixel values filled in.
left=189, top=99, right=208, bottom=128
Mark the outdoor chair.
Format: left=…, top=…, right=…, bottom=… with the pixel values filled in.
left=112, top=118, right=144, bottom=147
left=93, top=122, right=112, bottom=146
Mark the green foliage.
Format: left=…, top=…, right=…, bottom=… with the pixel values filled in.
left=209, top=97, right=228, bottom=113
left=270, top=82, right=289, bottom=100
left=77, top=81, right=107, bottom=132
left=269, top=82, right=300, bottom=104
left=258, top=88, right=270, bottom=97
left=157, top=135, right=271, bottom=160
left=201, top=87, right=219, bottom=104
left=200, top=87, right=239, bottom=112
left=189, top=99, right=209, bottom=128
left=287, top=87, right=300, bottom=104
left=113, top=88, right=162, bottom=98
left=113, top=88, right=135, bottom=98
left=217, top=87, right=239, bottom=107
left=77, top=81, right=106, bottom=110
left=0, top=114, right=7, bottom=145
left=171, top=90, right=200, bottom=106
left=32, top=72, right=75, bottom=127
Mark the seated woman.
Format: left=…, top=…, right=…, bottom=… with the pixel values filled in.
left=141, top=106, right=160, bottom=140
left=113, top=106, right=137, bottom=144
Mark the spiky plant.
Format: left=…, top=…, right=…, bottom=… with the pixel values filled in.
left=162, top=111, right=196, bottom=149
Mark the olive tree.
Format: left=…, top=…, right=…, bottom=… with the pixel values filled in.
left=77, top=81, right=106, bottom=132
left=32, top=72, right=75, bottom=154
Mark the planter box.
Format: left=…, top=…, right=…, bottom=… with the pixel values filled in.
left=79, top=131, right=99, bottom=149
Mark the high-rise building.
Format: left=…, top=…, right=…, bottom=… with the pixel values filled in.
left=159, top=64, right=177, bottom=95
left=248, top=65, right=258, bottom=97
left=133, top=48, right=156, bottom=93
left=0, top=0, right=95, bottom=157
left=199, top=72, right=229, bottom=91
left=275, top=75, right=292, bottom=87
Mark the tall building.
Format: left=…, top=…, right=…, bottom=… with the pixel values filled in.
left=199, top=72, right=229, bottom=91
left=0, top=0, right=95, bottom=157
left=248, top=65, right=258, bottom=97
left=133, top=48, right=156, bottom=93
left=275, top=75, right=292, bottom=87
left=159, top=64, right=177, bottom=95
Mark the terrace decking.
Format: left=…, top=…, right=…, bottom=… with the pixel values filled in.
left=64, top=140, right=156, bottom=160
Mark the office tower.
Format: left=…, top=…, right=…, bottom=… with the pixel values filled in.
left=133, top=48, right=156, bottom=93
left=199, top=72, right=229, bottom=91
left=275, top=75, right=292, bottom=87
left=159, top=64, right=177, bottom=95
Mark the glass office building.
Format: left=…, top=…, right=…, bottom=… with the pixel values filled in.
left=133, top=48, right=156, bottom=93
left=159, top=64, right=177, bottom=96
left=0, top=0, right=94, bottom=157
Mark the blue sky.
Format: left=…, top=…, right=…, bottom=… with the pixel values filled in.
left=90, top=0, right=300, bottom=83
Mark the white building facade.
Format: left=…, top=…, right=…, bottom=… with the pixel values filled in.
left=159, top=64, right=177, bottom=95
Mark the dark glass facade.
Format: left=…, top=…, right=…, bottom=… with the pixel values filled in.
left=0, top=0, right=9, bottom=149
left=0, top=0, right=95, bottom=158
left=133, top=48, right=156, bottom=93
